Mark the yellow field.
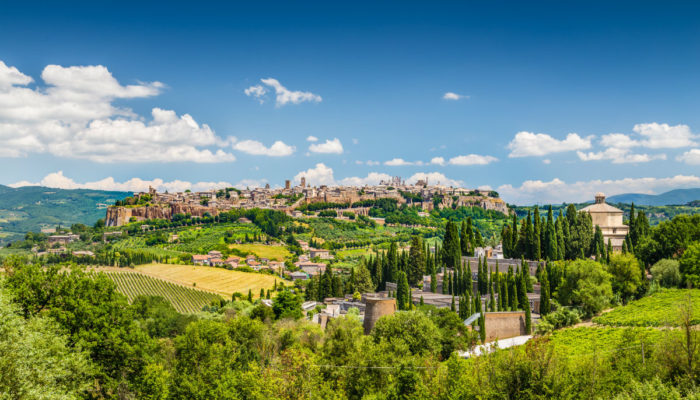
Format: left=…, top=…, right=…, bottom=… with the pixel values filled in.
left=228, top=243, right=290, bottom=261
left=134, top=263, right=284, bottom=298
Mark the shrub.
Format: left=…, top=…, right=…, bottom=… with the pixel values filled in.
left=650, top=259, right=681, bottom=288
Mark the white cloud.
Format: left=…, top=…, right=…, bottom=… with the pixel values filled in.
left=443, top=92, right=468, bottom=101
left=385, top=158, right=424, bottom=166
left=677, top=149, right=700, bottom=165
left=406, top=172, right=463, bottom=187
left=366, top=160, right=380, bottom=166
left=244, top=85, right=266, bottom=103
left=543, top=159, right=551, bottom=164
left=430, top=157, right=446, bottom=166
left=339, top=172, right=392, bottom=186
left=507, top=131, right=593, bottom=157
left=498, top=175, right=700, bottom=205
left=308, top=138, right=344, bottom=154
left=577, top=148, right=666, bottom=164
left=244, top=78, right=321, bottom=107
left=600, top=133, right=639, bottom=149
left=633, top=122, right=697, bottom=149
left=448, top=154, right=498, bottom=166
left=8, top=171, right=244, bottom=193
left=233, top=139, right=295, bottom=156
left=306, top=135, right=318, bottom=142
left=0, top=60, right=236, bottom=163
left=352, top=138, right=359, bottom=145
left=294, top=163, right=336, bottom=186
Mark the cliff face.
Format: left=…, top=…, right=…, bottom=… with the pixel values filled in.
left=105, top=204, right=220, bottom=227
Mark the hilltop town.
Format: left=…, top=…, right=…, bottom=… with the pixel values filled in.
left=105, top=176, right=508, bottom=226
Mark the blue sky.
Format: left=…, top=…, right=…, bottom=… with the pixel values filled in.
left=1, top=1, right=700, bottom=204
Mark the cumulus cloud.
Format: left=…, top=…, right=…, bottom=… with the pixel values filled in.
left=294, top=163, right=336, bottom=186
left=443, top=92, right=468, bottom=101
left=308, top=138, right=344, bottom=154
left=507, top=131, right=593, bottom=157
left=245, top=78, right=321, bottom=107
left=339, top=172, right=393, bottom=186
left=406, top=172, right=463, bottom=187
left=498, top=175, right=700, bottom=205
left=233, top=139, right=295, bottom=156
left=448, top=154, right=498, bottom=166
left=633, top=122, right=697, bottom=149
left=306, top=135, right=318, bottom=142
left=430, top=157, right=446, bottom=166
left=677, top=149, right=700, bottom=165
left=0, top=60, right=236, bottom=163
left=7, top=171, right=266, bottom=193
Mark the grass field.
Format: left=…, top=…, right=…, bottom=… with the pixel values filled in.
left=548, top=327, right=666, bottom=359
left=135, top=263, right=283, bottom=297
left=228, top=243, right=290, bottom=261
left=593, top=289, right=700, bottom=327
left=104, top=271, right=222, bottom=314
left=336, top=247, right=374, bottom=260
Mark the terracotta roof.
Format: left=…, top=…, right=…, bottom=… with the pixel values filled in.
left=580, top=202, right=623, bottom=213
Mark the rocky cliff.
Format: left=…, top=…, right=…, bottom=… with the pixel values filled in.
left=105, top=204, right=221, bottom=227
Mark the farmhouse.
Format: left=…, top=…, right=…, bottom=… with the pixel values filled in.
left=309, top=249, right=333, bottom=259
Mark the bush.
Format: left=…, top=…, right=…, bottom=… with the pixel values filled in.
left=650, top=259, right=681, bottom=288
left=680, top=242, right=700, bottom=287
left=557, top=259, right=613, bottom=317
left=535, top=303, right=581, bottom=335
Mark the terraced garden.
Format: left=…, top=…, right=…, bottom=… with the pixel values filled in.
left=593, top=289, right=700, bottom=327
left=105, top=271, right=222, bottom=313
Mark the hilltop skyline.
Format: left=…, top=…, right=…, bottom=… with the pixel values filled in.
left=2, top=1, right=700, bottom=204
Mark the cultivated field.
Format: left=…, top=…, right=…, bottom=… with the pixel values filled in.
left=105, top=271, right=222, bottom=314
left=228, top=243, right=290, bottom=261
left=135, top=263, right=283, bottom=297
left=593, top=289, right=700, bottom=327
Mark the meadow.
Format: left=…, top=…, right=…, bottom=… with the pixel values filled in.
left=104, top=270, right=222, bottom=313
left=134, top=263, right=283, bottom=297
left=547, top=327, right=666, bottom=359
left=227, top=243, right=290, bottom=260
left=592, top=289, right=700, bottom=327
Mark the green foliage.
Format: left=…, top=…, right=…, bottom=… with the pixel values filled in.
left=0, top=285, right=93, bottom=399
left=371, top=310, right=441, bottom=356
left=535, top=304, right=581, bottom=335
left=593, top=289, right=700, bottom=327
left=651, top=259, right=681, bottom=288
left=680, top=242, right=700, bottom=287
left=273, top=290, right=303, bottom=320
left=557, top=259, right=613, bottom=317
left=607, top=253, right=642, bottom=302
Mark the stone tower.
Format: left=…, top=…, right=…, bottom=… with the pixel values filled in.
left=363, top=297, right=396, bottom=334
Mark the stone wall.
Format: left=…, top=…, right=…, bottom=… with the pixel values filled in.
left=484, top=311, right=527, bottom=342
left=105, top=204, right=221, bottom=227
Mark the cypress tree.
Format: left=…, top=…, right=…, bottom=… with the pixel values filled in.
left=396, top=271, right=410, bottom=310
left=247, top=289, right=253, bottom=302
left=540, top=267, right=550, bottom=315
left=260, top=288, right=265, bottom=298
left=489, top=271, right=496, bottom=312
left=460, top=220, right=470, bottom=256
left=511, top=213, right=519, bottom=258
left=430, top=270, right=437, bottom=293
left=479, top=313, right=486, bottom=343
left=420, top=295, right=424, bottom=306
left=451, top=294, right=456, bottom=312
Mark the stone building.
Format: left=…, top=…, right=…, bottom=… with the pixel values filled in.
left=580, top=192, right=629, bottom=251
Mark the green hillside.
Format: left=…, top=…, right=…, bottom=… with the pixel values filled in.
left=0, top=185, right=129, bottom=244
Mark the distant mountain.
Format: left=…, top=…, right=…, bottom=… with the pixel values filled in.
left=606, top=188, right=700, bottom=206
left=0, top=185, right=130, bottom=244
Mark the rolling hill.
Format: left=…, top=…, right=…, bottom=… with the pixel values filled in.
left=0, top=185, right=130, bottom=244
left=606, top=188, right=700, bottom=206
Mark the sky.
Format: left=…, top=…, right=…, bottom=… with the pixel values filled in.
left=1, top=1, right=700, bottom=205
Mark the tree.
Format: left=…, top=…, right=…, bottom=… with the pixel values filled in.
left=650, top=259, right=681, bottom=288
left=349, top=264, right=375, bottom=293
left=460, top=220, right=470, bottom=256
left=533, top=207, right=542, bottom=260
left=371, top=311, right=441, bottom=356
left=273, top=290, right=303, bottom=320
left=680, top=242, right=700, bottom=288
left=544, top=206, right=558, bottom=261
left=0, top=286, right=92, bottom=399
left=442, top=221, right=462, bottom=269
left=408, top=235, right=426, bottom=286
left=558, top=259, right=613, bottom=317
left=396, top=271, right=410, bottom=310
left=539, top=267, right=551, bottom=315
left=606, top=253, right=642, bottom=303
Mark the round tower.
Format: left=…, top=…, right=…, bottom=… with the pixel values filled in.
left=363, top=297, right=396, bottom=334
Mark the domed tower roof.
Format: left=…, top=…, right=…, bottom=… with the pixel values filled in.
left=595, top=192, right=606, bottom=204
